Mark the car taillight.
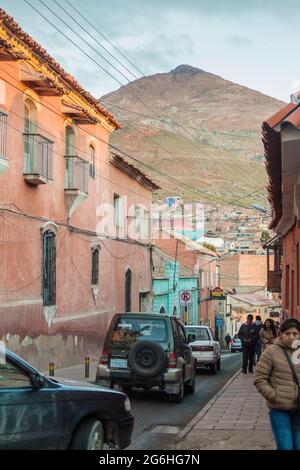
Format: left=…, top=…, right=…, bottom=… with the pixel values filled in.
left=100, top=350, right=109, bottom=365
left=169, top=351, right=177, bottom=368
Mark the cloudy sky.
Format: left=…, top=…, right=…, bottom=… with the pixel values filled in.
left=1, top=0, right=299, bottom=101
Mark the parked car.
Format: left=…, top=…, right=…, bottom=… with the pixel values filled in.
left=0, top=344, right=133, bottom=450
left=231, top=335, right=242, bottom=353
left=96, top=312, right=197, bottom=403
left=185, top=325, right=221, bottom=374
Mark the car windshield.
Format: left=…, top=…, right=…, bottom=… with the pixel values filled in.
left=110, top=317, right=168, bottom=345
left=185, top=327, right=210, bottom=341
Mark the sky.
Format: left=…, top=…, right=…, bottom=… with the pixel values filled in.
left=1, top=0, right=299, bottom=101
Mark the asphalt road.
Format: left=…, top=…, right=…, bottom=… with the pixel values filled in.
left=127, top=352, right=242, bottom=450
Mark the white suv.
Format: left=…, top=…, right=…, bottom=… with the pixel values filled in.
left=185, top=325, right=221, bottom=374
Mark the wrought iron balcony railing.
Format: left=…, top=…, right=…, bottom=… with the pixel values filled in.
left=64, top=155, right=89, bottom=194
left=23, top=133, right=53, bottom=184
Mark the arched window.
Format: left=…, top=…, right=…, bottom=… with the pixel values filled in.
left=91, top=248, right=99, bottom=286
left=89, top=144, right=95, bottom=178
left=172, top=306, right=177, bottom=316
left=125, top=269, right=132, bottom=312
left=65, top=126, right=75, bottom=156
left=159, top=306, right=166, bottom=314
left=42, top=230, right=56, bottom=306
left=24, top=100, right=37, bottom=172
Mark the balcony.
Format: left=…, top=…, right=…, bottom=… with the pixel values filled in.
left=64, top=155, right=88, bottom=218
left=23, top=133, right=53, bottom=185
left=264, top=235, right=282, bottom=293
left=267, top=271, right=282, bottom=293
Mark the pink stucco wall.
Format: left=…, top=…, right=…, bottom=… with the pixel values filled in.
left=0, top=62, right=153, bottom=368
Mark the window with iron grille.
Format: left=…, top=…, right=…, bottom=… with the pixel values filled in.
left=92, top=248, right=99, bottom=286
left=0, top=110, right=8, bottom=158
left=125, top=269, right=132, bottom=312
left=42, top=230, right=56, bottom=306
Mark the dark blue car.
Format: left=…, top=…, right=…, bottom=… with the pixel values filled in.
left=0, top=345, right=134, bottom=450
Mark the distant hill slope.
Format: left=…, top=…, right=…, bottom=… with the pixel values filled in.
left=100, top=65, right=284, bottom=206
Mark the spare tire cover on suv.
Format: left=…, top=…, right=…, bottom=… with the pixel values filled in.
left=128, top=341, right=167, bottom=378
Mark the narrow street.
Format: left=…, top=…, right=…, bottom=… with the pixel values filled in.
left=128, top=353, right=241, bottom=450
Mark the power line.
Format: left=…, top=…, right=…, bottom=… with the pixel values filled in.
left=64, top=0, right=144, bottom=77
left=25, top=0, right=265, bottom=194
left=0, top=67, right=267, bottom=212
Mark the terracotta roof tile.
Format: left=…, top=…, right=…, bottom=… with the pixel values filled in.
left=264, top=102, right=297, bottom=129
left=0, top=8, right=119, bottom=128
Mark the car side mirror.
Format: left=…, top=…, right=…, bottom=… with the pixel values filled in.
left=187, top=334, right=197, bottom=343
left=30, top=373, right=45, bottom=390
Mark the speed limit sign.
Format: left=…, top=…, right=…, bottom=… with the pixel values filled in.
left=180, top=290, right=192, bottom=305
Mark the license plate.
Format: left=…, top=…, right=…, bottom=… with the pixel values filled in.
left=110, top=358, right=128, bottom=369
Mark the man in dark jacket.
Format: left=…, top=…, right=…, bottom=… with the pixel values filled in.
left=238, top=314, right=260, bottom=374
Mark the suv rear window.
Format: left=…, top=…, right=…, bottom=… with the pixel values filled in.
left=110, top=317, right=168, bottom=345
left=185, top=327, right=210, bottom=341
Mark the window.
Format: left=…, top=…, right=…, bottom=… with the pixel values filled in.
left=159, top=306, right=166, bottom=314
left=200, top=270, right=205, bottom=289
left=42, top=230, right=56, bottom=306
left=0, top=361, right=31, bottom=388
left=89, top=145, right=95, bottom=178
left=65, top=126, right=75, bottom=156
left=24, top=100, right=37, bottom=172
left=135, top=205, right=141, bottom=235
left=144, top=209, right=150, bottom=239
left=0, top=110, right=7, bottom=159
left=92, top=248, right=99, bottom=285
left=114, top=194, right=121, bottom=228
left=125, top=269, right=132, bottom=312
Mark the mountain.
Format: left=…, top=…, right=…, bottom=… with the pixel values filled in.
left=100, top=65, right=284, bottom=206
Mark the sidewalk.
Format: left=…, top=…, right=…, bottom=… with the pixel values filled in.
left=172, top=372, right=275, bottom=450
left=43, top=361, right=98, bottom=383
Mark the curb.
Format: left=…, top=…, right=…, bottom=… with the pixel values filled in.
left=178, top=369, right=241, bottom=440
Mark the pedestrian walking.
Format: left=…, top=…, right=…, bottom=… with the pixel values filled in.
left=238, top=314, right=259, bottom=374
left=254, top=315, right=263, bottom=364
left=259, top=318, right=277, bottom=352
left=224, top=333, right=232, bottom=350
left=254, top=318, right=300, bottom=450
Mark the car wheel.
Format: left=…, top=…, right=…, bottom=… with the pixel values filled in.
left=217, top=358, right=221, bottom=371
left=168, top=377, right=184, bottom=403
left=185, top=368, right=196, bottom=394
left=128, top=341, right=167, bottom=378
left=71, top=418, right=104, bottom=450
left=210, top=363, right=217, bottom=375
left=231, top=349, right=235, bottom=353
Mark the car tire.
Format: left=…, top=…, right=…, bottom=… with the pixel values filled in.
left=231, top=349, right=235, bottom=353
left=185, top=368, right=196, bottom=394
left=217, top=358, right=221, bottom=371
left=168, top=377, right=184, bottom=403
left=71, top=418, right=104, bottom=450
left=210, top=363, right=217, bottom=375
left=128, top=341, right=167, bottom=378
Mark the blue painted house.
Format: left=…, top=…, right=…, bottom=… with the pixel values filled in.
left=152, top=247, right=198, bottom=324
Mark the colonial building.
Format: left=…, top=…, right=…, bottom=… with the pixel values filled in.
left=263, top=99, right=300, bottom=321
left=154, top=231, right=220, bottom=327
left=0, top=10, right=158, bottom=369
left=152, top=246, right=198, bottom=324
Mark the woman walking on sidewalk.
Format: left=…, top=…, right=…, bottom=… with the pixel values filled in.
left=259, top=319, right=277, bottom=353
left=254, top=318, right=300, bottom=450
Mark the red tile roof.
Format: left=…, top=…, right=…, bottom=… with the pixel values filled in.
left=110, top=153, right=160, bottom=191
left=0, top=8, right=119, bottom=129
